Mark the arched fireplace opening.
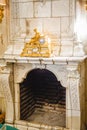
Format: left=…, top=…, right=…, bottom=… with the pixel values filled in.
left=20, top=68, right=66, bottom=127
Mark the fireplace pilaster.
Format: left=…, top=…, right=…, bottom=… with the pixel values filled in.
left=0, top=65, right=14, bottom=124
left=66, top=64, right=81, bottom=130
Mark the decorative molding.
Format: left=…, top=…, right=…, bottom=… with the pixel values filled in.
left=0, top=67, right=12, bottom=101
left=46, top=64, right=68, bottom=87
left=32, top=63, right=46, bottom=69
left=14, top=64, right=33, bottom=83
left=69, top=78, right=80, bottom=110
left=14, top=63, right=68, bottom=87
left=0, top=65, right=14, bottom=123
left=67, top=64, right=80, bottom=110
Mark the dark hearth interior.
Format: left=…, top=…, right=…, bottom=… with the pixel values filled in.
left=20, top=68, right=66, bottom=127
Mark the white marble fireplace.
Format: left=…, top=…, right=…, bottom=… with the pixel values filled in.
left=0, top=0, right=87, bottom=130
left=0, top=47, right=86, bottom=130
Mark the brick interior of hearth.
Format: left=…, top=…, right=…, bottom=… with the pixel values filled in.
left=20, top=68, right=66, bottom=127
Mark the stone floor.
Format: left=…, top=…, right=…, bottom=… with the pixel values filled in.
left=27, top=109, right=66, bottom=127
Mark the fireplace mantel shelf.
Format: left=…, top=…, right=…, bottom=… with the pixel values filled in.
left=0, top=54, right=87, bottom=65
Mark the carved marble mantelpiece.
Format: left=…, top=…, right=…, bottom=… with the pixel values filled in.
left=0, top=54, right=86, bottom=130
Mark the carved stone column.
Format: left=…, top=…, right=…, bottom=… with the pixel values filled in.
left=66, top=64, right=81, bottom=130
left=0, top=63, right=14, bottom=123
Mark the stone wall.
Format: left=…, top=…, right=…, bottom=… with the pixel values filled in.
left=1, top=0, right=87, bottom=56
left=0, top=0, right=9, bottom=56
left=9, top=0, right=76, bottom=56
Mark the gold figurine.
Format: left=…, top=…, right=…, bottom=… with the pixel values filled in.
left=21, top=29, right=51, bottom=57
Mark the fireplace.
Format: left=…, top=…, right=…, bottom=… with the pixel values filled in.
left=0, top=53, right=86, bottom=130
left=0, top=0, right=87, bottom=129
left=20, top=68, right=66, bottom=127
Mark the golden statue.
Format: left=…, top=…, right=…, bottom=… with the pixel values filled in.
left=21, top=28, right=51, bottom=57
left=31, top=28, right=40, bottom=42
